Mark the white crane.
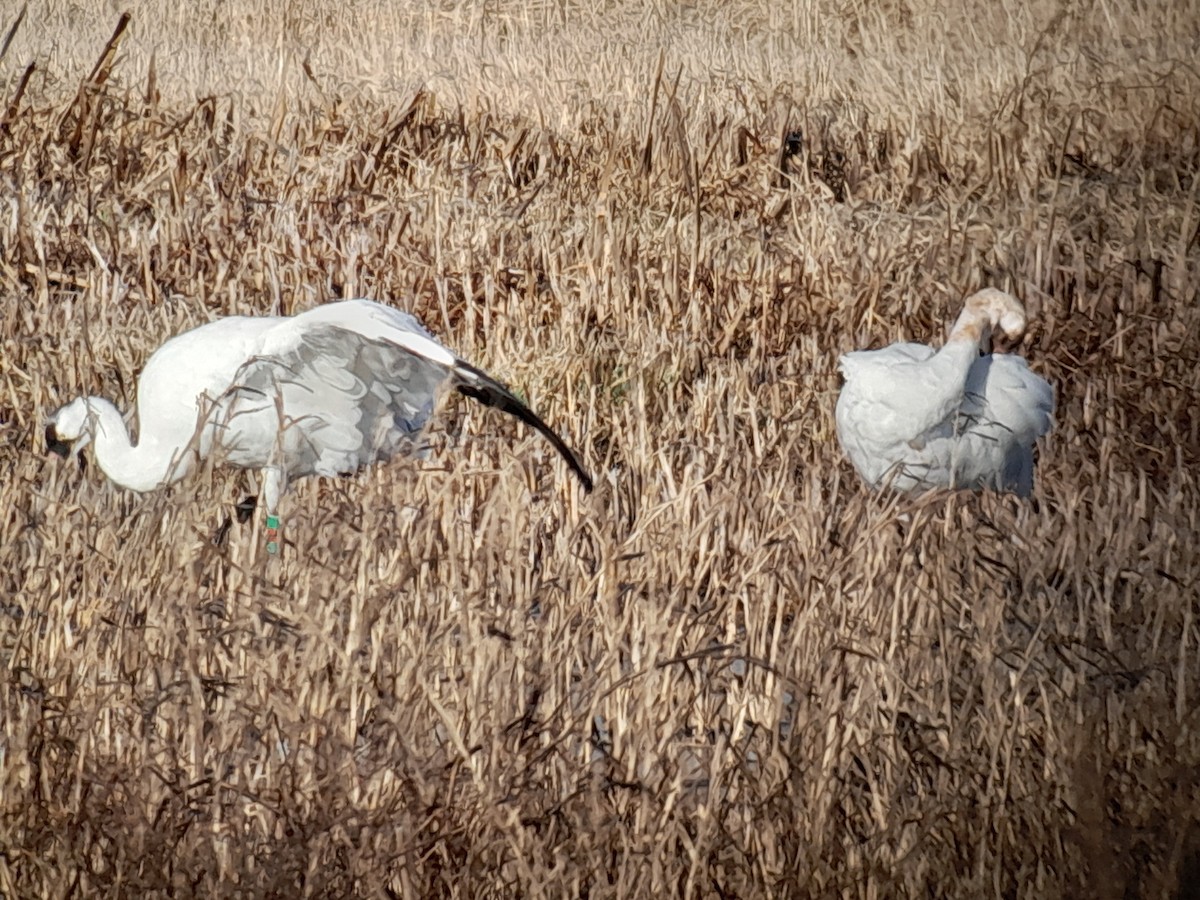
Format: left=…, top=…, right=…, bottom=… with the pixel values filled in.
left=45, top=299, right=592, bottom=552
left=835, top=288, right=1054, bottom=497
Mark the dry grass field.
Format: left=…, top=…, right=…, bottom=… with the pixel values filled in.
left=2, top=0, right=1199, bottom=896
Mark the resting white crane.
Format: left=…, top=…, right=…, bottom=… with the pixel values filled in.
left=835, top=288, right=1054, bottom=497
left=45, top=299, right=593, bottom=552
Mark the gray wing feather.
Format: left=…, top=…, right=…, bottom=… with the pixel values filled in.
left=898, top=354, right=1053, bottom=496
left=212, top=324, right=451, bottom=478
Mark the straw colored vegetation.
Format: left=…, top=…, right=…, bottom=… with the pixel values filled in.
left=2, top=0, right=1199, bottom=895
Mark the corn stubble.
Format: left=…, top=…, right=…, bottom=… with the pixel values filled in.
left=1, top=1, right=1199, bottom=896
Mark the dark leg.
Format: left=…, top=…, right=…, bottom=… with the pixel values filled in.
left=235, top=495, right=258, bottom=523
left=212, top=516, right=233, bottom=548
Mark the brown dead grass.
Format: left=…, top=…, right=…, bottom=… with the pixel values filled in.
left=1, top=0, right=1199, bottom=896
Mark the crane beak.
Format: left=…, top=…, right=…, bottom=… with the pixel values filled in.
left=45, top=424, right=72, bottom=458
left=44, top=424, right=88, bottom=471
left=990, top=328, right=1023, bottom=355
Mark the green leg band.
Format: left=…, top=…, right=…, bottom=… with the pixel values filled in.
left=265, top=514, right=280, bottom=554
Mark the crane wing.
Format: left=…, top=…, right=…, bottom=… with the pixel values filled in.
left=212, top=325, right=451, bottom=479
left=949, top=354, right=1054, bottom=495
left=211, top=317, right=593, bottom=491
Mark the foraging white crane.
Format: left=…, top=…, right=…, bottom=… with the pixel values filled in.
left=45, top=299, right=592, bottom=551
left=835, top=288, right=1054, bottom=497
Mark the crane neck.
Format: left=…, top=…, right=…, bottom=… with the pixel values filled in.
left=946, top=304, right=993, bottom=352
left=84, top=397, right=193, bottom=493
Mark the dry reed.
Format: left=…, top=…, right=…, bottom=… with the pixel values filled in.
left=1, top=0, right=1199, bottom=896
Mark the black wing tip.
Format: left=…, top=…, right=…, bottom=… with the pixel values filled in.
left=551, top=449, right=595, bottom=494
left=559, top=449, right=594, bottom=493
left=454, top=367, right=594, bottom=493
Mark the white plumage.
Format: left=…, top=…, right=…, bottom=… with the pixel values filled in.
left=46, top=299, right=592, bottom=539
left=835, top=288, right=1054, bottom=497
